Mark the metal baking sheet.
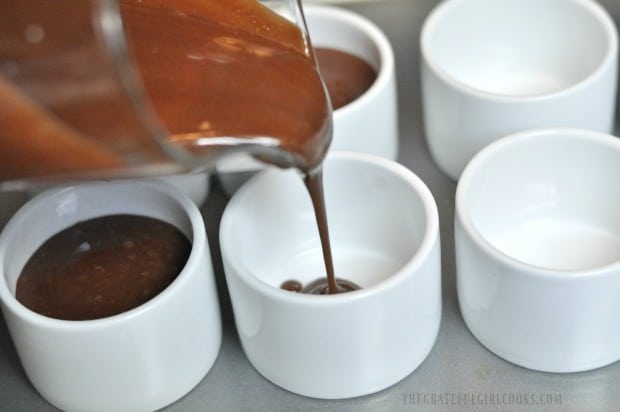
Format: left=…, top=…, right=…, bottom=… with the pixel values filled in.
left=1, top=1, right=620, bottom=411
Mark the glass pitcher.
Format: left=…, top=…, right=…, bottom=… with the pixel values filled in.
left=0, top=0, right=332, bottom=190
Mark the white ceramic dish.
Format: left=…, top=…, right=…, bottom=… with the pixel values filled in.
left=421, top=0, right=618, bottom=179
left=0, top=180, right=222, bottom=412
left=455, top=128, right=620, bottom=372
left=220, top=152, right=441, bottom=399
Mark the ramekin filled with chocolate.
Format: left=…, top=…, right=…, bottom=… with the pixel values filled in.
left=0, top=180, right=222, bottom=412
left=216, top=4, right=398, bottom=195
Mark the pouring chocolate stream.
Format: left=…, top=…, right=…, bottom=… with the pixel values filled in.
left=0, top=0, right=356, bottom=294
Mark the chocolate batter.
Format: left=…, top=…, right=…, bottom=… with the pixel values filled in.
left=16, top=214, right=190, bottom=320
left=315, top=47, right=377, bottom=110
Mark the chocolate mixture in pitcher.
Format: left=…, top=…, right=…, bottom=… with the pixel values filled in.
left=120, top=0, right=333, bottom=171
